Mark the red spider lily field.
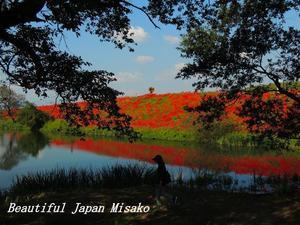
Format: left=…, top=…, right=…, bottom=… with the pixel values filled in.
left=38, top=91, right=253, bottom=127
left=1, top=92, right=299, bottom=225
left=38, top=92, right=204, bottom=129
left=38, top=91, right=298, bottom=144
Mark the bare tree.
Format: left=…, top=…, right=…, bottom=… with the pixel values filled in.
left=0, top=85, right=25, bottom=122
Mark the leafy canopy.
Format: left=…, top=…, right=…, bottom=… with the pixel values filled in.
left=178, top=0, right=300, bottom=139
left=0, top=0, right=202, bottom=138
left=179, top=0, right=300, bottom=103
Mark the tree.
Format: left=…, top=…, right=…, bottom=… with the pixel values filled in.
left=178, top=0, right=300, bottom=139
left=148, top=87, right=155, bottom=94
left=0, top=85, right=25, bottom=121
left=0, top=0, right=201, bottom=138
left=17, top=103, right=51, bottom=131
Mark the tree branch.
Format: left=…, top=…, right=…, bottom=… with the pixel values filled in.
left=0, top=30, right=44, bottom=87
left=257, top=65, right=300, bottom=103
left=120, top=0, right=160, bottom=29
left=0, top=0, right=46, bottom=29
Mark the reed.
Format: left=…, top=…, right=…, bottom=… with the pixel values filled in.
left=6, top=165, right=300, bottom=197
left=9, top=164, right=156, bottom=195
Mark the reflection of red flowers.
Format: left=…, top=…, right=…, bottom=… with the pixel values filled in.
left=51, top=138, right=300, bottom=176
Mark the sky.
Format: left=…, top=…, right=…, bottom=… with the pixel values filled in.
left=0, top=5, right=196, bottom=105
left=1, top=3, right=299, bottom=105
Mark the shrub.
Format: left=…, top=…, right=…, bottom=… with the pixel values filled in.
left=0, top=118, right=29, bottom=131
left=17, top=104, right=51, bottom=131
left=197, top=119, right=242, bottom=143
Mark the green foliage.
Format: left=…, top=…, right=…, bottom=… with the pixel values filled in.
left=197, top=119, right=241, bottom=143
left=178, top=0, right=300, bottom=139
left=217, top=132, right=257, bottom=148
left=179, top=1, right=300, bottom=102
left=0, top=0, right=201, bottom=138
left=0, top=119, right=29, bottom=132
left=41, top=119, right=81, bottom=136
left=17, top=104, right=51, bottom=131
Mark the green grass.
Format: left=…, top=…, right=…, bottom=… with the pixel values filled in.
left=40, top=119, right=82, bottom=135
left=135, top=127, right=199, bottom=141
left=41, top=119, right=199, bottom=142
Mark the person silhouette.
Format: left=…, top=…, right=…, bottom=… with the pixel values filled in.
left=152, top=155, right=174, bottom=205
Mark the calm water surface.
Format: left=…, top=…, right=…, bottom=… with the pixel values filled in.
left=1, top=132, right=300, bottom=190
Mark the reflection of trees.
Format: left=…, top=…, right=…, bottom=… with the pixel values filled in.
left=17, top=132, right=49, bottom=156
left=0, top=132, right=49, bottom=170
left=0, top=133, right=25, bottom=170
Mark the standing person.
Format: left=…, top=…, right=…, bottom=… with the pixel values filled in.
left=152, top=155, right=173, bottom=205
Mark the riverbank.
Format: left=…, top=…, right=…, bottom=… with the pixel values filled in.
left=1, top=118, right=299, bottom=150
left=40, top=119, right=300, bottom=150
left=1, top=162, right=300, bottom=224
left=41, top=119, right=199, bottom=141
left=1, top=185, right=300, bottom=225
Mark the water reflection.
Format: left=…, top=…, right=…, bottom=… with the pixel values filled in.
left=0, top=132, right=300, bottom=190
left=51, top=137, right=300, bottom=176
left=0, top=133, right=48, bottom=170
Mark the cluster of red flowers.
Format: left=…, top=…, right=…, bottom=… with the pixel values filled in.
left=117, top=93, right=201, bottom=129
left=38, top=92, right=294, bottom=130
left=38, top=92, right=202, bottom=129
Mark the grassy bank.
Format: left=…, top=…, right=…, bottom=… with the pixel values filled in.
left=1, top=165, right=300, bottom=225
left=40, top=119, right=199, bottom=142
left=1, top=118, right=298, bottom=150
left=40, top=119, right=300, bottom=150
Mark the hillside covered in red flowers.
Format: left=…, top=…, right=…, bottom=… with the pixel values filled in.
left=38, top=92, right=245, bottom=130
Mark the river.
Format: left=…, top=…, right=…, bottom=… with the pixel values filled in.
left=1, top=132, right=300, bottom=191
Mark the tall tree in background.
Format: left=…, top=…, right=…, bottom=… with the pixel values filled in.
left=178, top=0, right=300, bottom=139
left=0, top=85, right=25, bottom=121
left=0, top=0, right=202, bottom=138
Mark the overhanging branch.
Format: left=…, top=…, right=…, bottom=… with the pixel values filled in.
left=0, top=0, right=46, bottom=29
left=0, top=30, right=45, bottom=87
left=120, top=0, right=160, bottom=29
